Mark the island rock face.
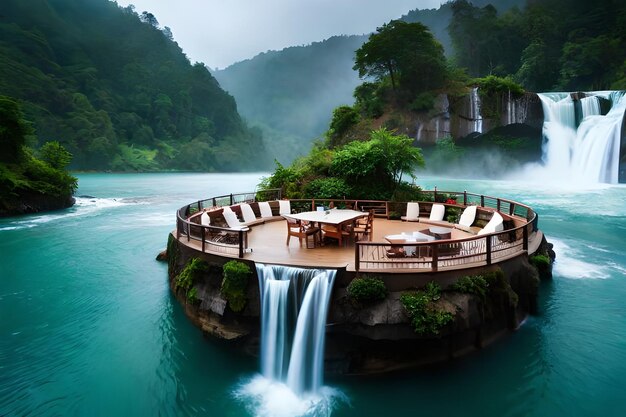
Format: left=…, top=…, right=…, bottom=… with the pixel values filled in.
left=0, top=192, right=75, bottom=217
left=410, top=92, right=544, bottom=145
left=166, top=234, right=551, bottom=374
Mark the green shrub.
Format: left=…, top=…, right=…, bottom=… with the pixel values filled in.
left=445, top=207, right=461, bottom=223
left=409, top=92, right=436, bottom=112
left=530, top=254, right=550, bottom=268
left=328, top=105, right=360, bottom=138
left=175, top=257, right=208, bottom=291
left=400, top=282, right=454, bottom=335
left=221, top=260, right=252, bottom=312
left=347, top=277, right=388, bottom=303
left=187, top=287, right=200, bottom=304
left=529, top=254, right=552, bottom=279
left=303, top=177, right=352, bottom=199
left=450, top=275, right=489, bottom=302
left=473, top=75, right=525, bottom=97
left=483, top=269, right=518, bottom=308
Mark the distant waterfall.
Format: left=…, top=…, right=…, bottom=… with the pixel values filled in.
left=470, top=87, right=483, bottom=133
left=538, top=91, right=626, bottom=183
left=256, top=263, right=336, bottom=395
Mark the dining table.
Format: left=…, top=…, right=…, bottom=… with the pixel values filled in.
left=282, top=209, right=368, bottom=246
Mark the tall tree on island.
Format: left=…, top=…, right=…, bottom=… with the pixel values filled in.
left=353, top=20, right=448, bottom=100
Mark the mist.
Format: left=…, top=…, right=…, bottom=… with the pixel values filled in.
left=214, top=35, right=365, bottom=164
left=419, top=147, right=534, bottom=181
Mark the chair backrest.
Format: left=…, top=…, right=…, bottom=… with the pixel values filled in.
left=477, top=212, right=504, bottom=235
left=285, top=217, right=302, bottom=233
left=200, top=211, right=211, bottom=226
left=240, top=203, right=257, bottom=223
left=429, top=204, right=445, bottom=221
left=259, top=201, right=273, bottom=218
left=222, top=207, right=243, bottom=229
left=458, top=205, right=477, bottom=227
left=279, top=200, right=291, bottom=215
left=405, top=202, right=420, bottom=220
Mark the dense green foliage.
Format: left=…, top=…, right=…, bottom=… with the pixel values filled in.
left=328, top=106, right=361, bottom=141
left=258, top=128, right=424, bottom=200
left=221, top=260, right=252, bottom=312
left=0, top=96, right=77, bottom=215
left=175, top=257, right=208, bottom=293
left=448, top=0, right=626, bottom=90
left=482, top=268, right=519, bottom=309
left=530, top=254, right=552, bottom=279
left=401, top=282, right=454, bottom=335
left=450, top=275, right=489, bottom=302
left=347, top=277, right=388, bottom=303
left=0, top=0, right=268, bottom=171
left=400, top=0, right=526, bottom=55
left=354, top=20, right=448, bottom=101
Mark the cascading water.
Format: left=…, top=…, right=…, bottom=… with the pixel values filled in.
left=538, top=91, right=626, bottom=183
left=236, top=263, right=342, bottom=417
left=470, top=87, right=483, bottom=133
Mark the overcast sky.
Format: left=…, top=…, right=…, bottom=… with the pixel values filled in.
left=114, top=0, right=444, bottom=69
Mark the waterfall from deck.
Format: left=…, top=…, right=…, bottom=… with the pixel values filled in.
left=538, top=91, right=625, bottom=183
left=236, top=264, right=341, bottom=417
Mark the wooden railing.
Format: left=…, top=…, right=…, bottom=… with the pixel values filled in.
left=175, top=189, right=538, bottom=265
left=354, top=222, right=535, bottom=272
left=176, top=188, right=282, bottom=258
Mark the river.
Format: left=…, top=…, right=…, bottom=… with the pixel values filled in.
left=1, top=173, right=625, bottom=416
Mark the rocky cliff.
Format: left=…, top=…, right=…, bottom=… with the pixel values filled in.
left=165, top=233, right=551, bottom=373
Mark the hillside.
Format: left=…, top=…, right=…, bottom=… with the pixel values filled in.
left=214, top=35, right=366, bottom=163
left=0, top=0, right=268, bottom=171
left=214, top=0, right=526, bottom=164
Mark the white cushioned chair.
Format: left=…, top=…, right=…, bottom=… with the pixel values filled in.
left=240, top=203, right=264, bottom=226
left=401, top=202, right=420, bottom=222
left=428, top=204, right=446, bottom=222
left=222, top=207, right=249, bottom=231
left=258, top=201, right=274, bottom=218
left=455, top=205, right=478, bottom=233
left=279, top=200, right=291, bottom=215
left=477, top=212, right=504, bottom=235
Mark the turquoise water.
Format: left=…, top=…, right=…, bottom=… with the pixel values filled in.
left=1, top=173, right=625, bottom=416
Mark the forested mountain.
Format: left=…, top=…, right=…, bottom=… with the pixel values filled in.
left=400, top=0, right=525, bottom=54
left=214, top=0, right=526, bottom=164
left=448, top=0, right=626, bottom=90
left=0, top=0, right=268, bottom=171
left=214, top=35, right=366, bottom=164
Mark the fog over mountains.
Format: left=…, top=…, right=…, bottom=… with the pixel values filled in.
left=214, top=0, right=527, bottom=164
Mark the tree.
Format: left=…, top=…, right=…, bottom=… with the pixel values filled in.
left=353, top=20, right=447, bottom=98
left=330, top=128, right=424, bottom=196
left=40, top=141, right=73, bottom=170
left=0, top=96, right=31, bottom=164
left=328, top=106, right=359, bottom=141
left=140, top=11, right=159, bottom=27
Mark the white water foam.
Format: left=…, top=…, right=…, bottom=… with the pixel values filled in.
left=235, top=375, right=347, bottom=417
left=0, top=197, right=144, bottom=231
left=550, top=238, right=611, bottom=279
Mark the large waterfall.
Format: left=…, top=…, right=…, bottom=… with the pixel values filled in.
left=538, top=91, right=626, bottom=183
left=236, top=263, right=341, bottom=417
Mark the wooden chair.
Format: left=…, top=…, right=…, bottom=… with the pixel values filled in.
left=285, top=217, right=320, bottom=248
left=321, top=223, right=351, bottom=246
left=353, top=210, right=374, bottom=242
